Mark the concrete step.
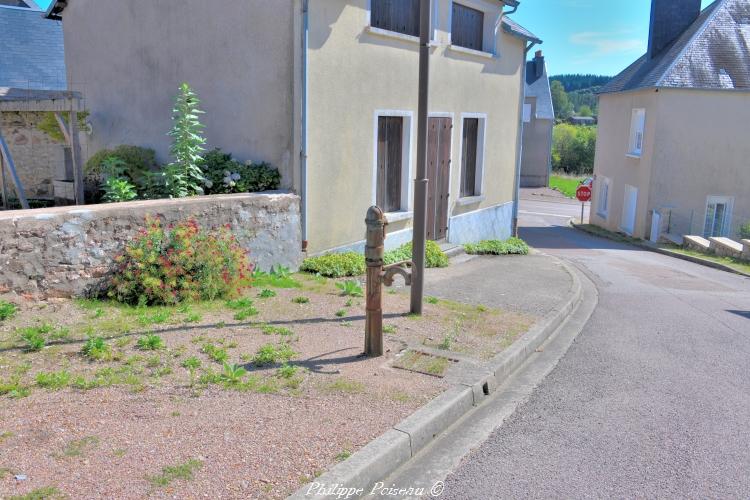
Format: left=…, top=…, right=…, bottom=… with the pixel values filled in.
left=708, top=237, right=743, bottom=258
left=439, top=242, right=465, bottom=258
left=684, top=235, right=710, bottom=252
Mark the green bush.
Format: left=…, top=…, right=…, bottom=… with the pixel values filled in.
left=739, top=222, right=750, bottom=240
left=200, top=148, right=281, bottom=195
left=384, top=241, right=449, bottom=268
left=85, top=145, right=159, bottom=201
left=300, top=252, right=366, bottom=278
left=464, top=238, right=529, bottom=256
left=108, top=217, right=253, bottom=306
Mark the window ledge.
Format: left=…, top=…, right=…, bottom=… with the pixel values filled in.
left=456, top=195, right=485, bottom=206
left=625, top=153, right=642, bottom=159
left=447, top=44, right=496, bottom=59
left=365, top=26, right=437, bottom=46
left=384, top=211, right=414, bottom=223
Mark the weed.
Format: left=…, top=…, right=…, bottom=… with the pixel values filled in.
left=225, top=298, right=253, bottom=310
left=35, top=370, right=72, bottom=390
left=19, top=325, right=53, bottom=351
left=137, top=309, right=172, bottom=327
left=251, top=270, right=302, bottom=289
left=60, top=436, right=99, bottom=458
left=388, top=289, right=397, bottom=295
left=145, top=355, right=162, bottom=368
left=476, top=305, right=488, bottom=313
left=345, top=298, right=354, bottom=307
left=427, top=296, right=439, bottom=305
left=258, top=289, right=276, bottom=299
left=221, top=363, right=247, bottom=385
left=8, top=486, right=63, bottom=500
left=389, top=391, right=412, bottom=403
left=464, top=238, right=529, bottom=256
left=115, top=337, right=132, bottom=348
left=171, top=411, right=181, bottom=417
left=336, top=280, right=363, bottom=297
left=394, top=350, right=449, bottom=377
left=276, top=363, right=299, bottom=379
left=185, top=312, right=202, bottom=323
left=113, top=449, right=127, bottom=458
left=300, top=252, right=366, bottom=278
left=216, top=321, right=227, bottom=329
left=261, top=325, right=293, bottom=336
left=146, top=458, right=203, bottom=487
left=234, top=306, right=259, bottom=321
left=0, top=301, right=18, bottom=321
left=292, top=296, right=310, bottom=304
left=82, top=336, right=111, bottom=361
left=335, top=449, right=352, bottom=462
left=201, top=343, right=228, bottom=363
left=252, top=343, right=296, bottom=366
left=182, top=356, right=201, bottom=370
left=340, top=321, right=353, bottom=327
left=92, top=308, right=105, bottom=319
left=136, top=334, right=165, bottom=351
left=438, top=335, right=453, bottom=350
left=0, top=431, right=14, bottom=443
left=335, top=309, right=347, bottom=318
left=383, top=325, right=397, bottom=334
left=323, top=377, right=365, bottom=394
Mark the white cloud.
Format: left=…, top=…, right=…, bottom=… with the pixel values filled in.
left=569, top=31, right=646, bottom=57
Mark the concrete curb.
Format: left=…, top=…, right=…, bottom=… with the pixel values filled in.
left=571, top=223, right=750, bottom=279
left=288, top=257, right=585, bottom=499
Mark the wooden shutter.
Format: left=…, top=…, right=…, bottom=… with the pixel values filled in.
left=461, top=118, right=479, bottom=198
left=377, top=116, right=403, bottom=213
left=451, top=3, right=484, bottom=51
left=371, top=0, right=420, bottom=37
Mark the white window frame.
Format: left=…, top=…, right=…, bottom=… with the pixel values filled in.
left=522, top=103, right=532, bottom=123
left=372, top=110, right=414, bottom=218
left=457, top=112, right=487, bottom=201
left=703, top=195, right=734, bottom=238
left=597, top=177, right=610, bottom=219
left=447, top=0, right=501, bottom=57
left=365, top=0, right=438, bottom=44
left=627, top=108, right=646, bottom=157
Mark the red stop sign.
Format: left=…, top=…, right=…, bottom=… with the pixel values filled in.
left=576, top=185, right=592, bottom=202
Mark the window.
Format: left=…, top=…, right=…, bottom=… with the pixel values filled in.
left=704, top=196, right=733, bottom=238
left=371, top=0, right=420, bottom=38
left=451, top=3, right=484, bottom=51
left=460, top=115, right=486, bottom=198
left=597, top=177, right=610, bottom=218
left=628, top=108, right=646, bottom=156
left=376, top=116, right=405, bottom=213
left=522, top=103, right=532, bottom=123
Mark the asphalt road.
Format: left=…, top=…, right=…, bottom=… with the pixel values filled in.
left=440, top=199, right=750, bottom=499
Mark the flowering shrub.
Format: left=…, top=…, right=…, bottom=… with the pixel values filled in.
left=109, top=217, right=253, bottom=305
left=200, top=149, right=281, bottom=195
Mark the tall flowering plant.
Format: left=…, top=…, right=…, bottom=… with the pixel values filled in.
left=109, top=217, right=253, bottom=305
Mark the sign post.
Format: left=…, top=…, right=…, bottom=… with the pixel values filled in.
left=576, top=185, right=592, bottom=224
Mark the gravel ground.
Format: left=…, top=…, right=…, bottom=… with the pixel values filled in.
left=0, top=267, right=537, bottom=499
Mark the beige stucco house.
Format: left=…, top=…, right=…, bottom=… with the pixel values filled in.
left=46, top=0, right=540, bottom=254
left=592, top=0, right=750, bottom=242
left=520, top=50, right=554, bottom=188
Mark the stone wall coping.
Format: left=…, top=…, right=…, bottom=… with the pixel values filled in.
left=708, top=236, right=743, bottom=252
left=0, top=191, right=297, bottom=222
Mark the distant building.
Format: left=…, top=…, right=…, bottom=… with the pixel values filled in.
left=567, top=116, right=596, bottom=126
left=0, top=0, right=68, bottom=200
left=520, top=50, right=554, bottom=188
left=592, top=0, right=750, bottom=242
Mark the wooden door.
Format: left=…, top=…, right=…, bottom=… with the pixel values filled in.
left=426, top=117, right=452, bottom=241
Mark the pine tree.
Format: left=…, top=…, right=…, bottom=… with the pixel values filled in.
left=165, top=83, right=206, bottom=198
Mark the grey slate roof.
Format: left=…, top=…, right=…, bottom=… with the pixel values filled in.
left=600, top=0, right=750, bottom=94
left=502, top=17, right=542, bottom=44
left=0, top=4, right=66, bottom=90
left=525, top=60, right=554, bottom=120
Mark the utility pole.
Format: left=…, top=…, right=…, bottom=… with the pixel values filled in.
left=410, top=0, right=431, bottom=315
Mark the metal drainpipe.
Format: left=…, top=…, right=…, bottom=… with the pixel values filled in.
left=512, top=39, right=537, bottom=237
left=300, top=0, right=310, bottom=249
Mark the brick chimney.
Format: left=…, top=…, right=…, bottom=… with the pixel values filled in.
left=648, top=0, right=702, bottom=58
left=534, top=50, right=544, bottom=79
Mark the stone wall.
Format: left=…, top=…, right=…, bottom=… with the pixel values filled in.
left=0, top=111, right=65, bottom=199
left=0, top=192, right=301, bottom=298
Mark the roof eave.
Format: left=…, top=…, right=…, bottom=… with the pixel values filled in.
left=502, top=24, right=542, bottom=44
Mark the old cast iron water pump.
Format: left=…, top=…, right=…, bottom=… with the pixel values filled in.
left=364, top=206, right=413, bottom=357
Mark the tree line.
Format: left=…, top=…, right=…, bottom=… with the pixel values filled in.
left=549, top=74, right=612, bottom=120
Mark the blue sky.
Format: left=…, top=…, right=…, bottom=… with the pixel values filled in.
left=35, top=0, right=713, bottom=77
left=512, top=0, right=714, bottom=76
